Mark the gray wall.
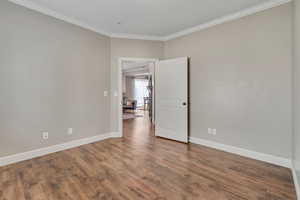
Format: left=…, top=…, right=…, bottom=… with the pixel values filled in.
left=0, top=1, right=111, bottom=157
left=293, top=0, right=300, bottom=191
left=0, top=0, right=295, bottom=162
left=110, top=38, right=163, bottom=131
left=164, top=3, right=292, bottom=158
left=124, top=76, right=135, bottom=99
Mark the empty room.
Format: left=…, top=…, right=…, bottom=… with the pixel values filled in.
left=1, top=0, right=300, bottom=199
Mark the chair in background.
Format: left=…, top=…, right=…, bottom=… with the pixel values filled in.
left=123, top=99, right=137, bottom=112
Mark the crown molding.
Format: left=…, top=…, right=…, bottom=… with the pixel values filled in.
left=8, top=0, right=291, bottom=42
left=110, top=33, right=165, bottom=41
left=163, top=0, right=292, bottom=41
left=8, top=0, right=111, bottom=37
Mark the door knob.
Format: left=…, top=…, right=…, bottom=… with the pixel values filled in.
left=182, top=102, right=187, bottom=106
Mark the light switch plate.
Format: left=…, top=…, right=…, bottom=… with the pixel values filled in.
left=208, top=128, right=212, bottom=134
left=212, top=129, right=217, bottom=135
left=68, top=128, right=73, bottom=135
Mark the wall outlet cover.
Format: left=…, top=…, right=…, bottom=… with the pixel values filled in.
left=68, top=128, right=73, bottom=135
left=208, top=128, right=212, bottom=134
left=212, top=129, right=217, bottom=135
left=42, top=132, right=48, bottom=140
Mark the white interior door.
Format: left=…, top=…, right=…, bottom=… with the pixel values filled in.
left=155, top=57, right=188, bottom=143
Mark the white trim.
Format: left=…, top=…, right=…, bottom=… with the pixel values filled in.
left=0, top=132, right=121, bottom=167
left=292, top=161, right=300, bottom=199
left=189, top=137, right=292, bottom=168
left=111, top=33, right=164, bottom=41
left=8, top=0, right=291, bottom=42
left=118, top=57, right=159, bottom=63
left=8, top=0, right=111, bottom=37
left=110, top=132, right=123, bottom=138
left=118, top=58, right=124, bottom=138
left=123, top=61, right=154, bottom=70
left=163, top=0, right=292, bottom=41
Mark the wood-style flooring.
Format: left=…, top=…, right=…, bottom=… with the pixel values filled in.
left=0, top=112, right=297, bottom=199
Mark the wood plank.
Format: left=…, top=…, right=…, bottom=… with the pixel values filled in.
left=0, top=113, right=297, bottom=200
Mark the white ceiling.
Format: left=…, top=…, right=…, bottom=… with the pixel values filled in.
left=10, top=0, right=289, bottom=40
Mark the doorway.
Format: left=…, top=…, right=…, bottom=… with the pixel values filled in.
left=118, top=57, right=189, bottom=143
left=118, top=58, right=158, bottom=138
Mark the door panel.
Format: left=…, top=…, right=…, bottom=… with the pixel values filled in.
left=155, top=57, right=188, bottom=143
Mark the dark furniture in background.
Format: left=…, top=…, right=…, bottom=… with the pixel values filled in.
left=123, top=98, right=137, bottom=112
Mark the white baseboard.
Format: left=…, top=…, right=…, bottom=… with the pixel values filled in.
left=292, top=161, right=300, bottom=200
left=189, top=137, right=292, bottom=168
left=110, top=132, right=122, bottom=138
left=0, top=132, right=122, bottom=167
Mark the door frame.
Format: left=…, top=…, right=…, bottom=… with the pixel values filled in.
left=117, top=57, right=159, bottom=137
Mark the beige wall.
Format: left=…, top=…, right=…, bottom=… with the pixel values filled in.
left=164, top=4, right=292, bottom=158
left=293, top=0, right=300, bottom=190
left=0, top=1, right=111, bottom=157
left=0, top=0, right=295, bottom=162
left=110, top=38, right=163, bottom=131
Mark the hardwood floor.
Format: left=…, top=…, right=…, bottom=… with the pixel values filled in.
left=0, top=113, right=297, bottom=200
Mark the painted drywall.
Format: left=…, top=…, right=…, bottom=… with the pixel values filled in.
left=0, top=1, right=111, bottom=157
left=293, top=0, right=300, bottom=193
left=124, top=76, right=135, bottom=99
left=0, top=0, right=294, bottom=164
left=164, top=3, right=292, bottom=158
left=110, top=38, right=163, bottom=131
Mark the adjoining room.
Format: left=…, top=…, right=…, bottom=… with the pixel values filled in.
left=121, top=59, right=155, bottom=141
left=122, top=60, right=153, bottom=121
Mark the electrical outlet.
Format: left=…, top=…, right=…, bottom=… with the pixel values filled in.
left=212, top=129, right=217, bottom=135
left=68, top=128, right=73, bottom=135
left=42, top=132, right=48, bottom=140
left=208, top=128, right=212, bottom=134
left=103, top=91, right=108, bottom=97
